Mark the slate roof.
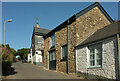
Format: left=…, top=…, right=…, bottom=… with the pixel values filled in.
left=44, top=2, right=114, bottom=39
left=34, top=27, right=51, bottom=36
left=31, top=27, right=51, bottom=48
left=75, top=21, right=120, bottom=48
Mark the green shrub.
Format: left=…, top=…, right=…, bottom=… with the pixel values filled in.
left=1, top=44, right=15, bottom=76
left=84, top=76, right=88, bottom=79
left=2, top=52, right=13, bottom=62
left=77, top=73, right=81, bottom=77
left=2, top=60, right=12, bottom=76
left=84, top=74, right=88, bottom=79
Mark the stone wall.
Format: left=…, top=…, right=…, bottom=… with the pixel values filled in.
left=35, top=35, right=44, bottom=51
left=76, top=36, right=118, bottom=79
left=44, top=6, right=112, bottom=73
left=55, top=27, right=67, bottom=72
left=68, top=6, right=111, bottom=73
left=44, top=37, right=50, bottom=69
left=68, top=21, right=76, bottom=73
left=75, top=7, right=111, bottom=45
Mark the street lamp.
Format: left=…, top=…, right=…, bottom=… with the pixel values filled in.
left=4, top=19, right=13, bottom=46
left=7, top=20, right=13, bottom=22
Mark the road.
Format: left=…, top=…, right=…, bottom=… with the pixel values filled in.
left=6, top=62, right=82, bottom=79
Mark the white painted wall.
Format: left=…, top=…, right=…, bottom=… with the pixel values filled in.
left=76, top=36, right=118, bottom=79
left=33, top=50, right=43, bottom=63
left=28, top=54, right=32, bottom=62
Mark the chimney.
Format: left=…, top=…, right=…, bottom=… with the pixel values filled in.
left=35, top=17, right=39, bottom=28
left=36, top=22, right=39, bottom=28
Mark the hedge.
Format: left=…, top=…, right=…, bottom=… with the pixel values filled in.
left=2, top=60, right=12, bottom=76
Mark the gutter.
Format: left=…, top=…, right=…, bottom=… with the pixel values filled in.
left=67, top=20, right=69, bottom=74
left=117, top=34, right=120, bottom=80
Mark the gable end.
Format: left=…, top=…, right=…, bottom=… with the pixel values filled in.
left=75, top=2, right=114, bottom=23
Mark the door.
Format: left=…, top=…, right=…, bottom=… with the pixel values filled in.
left=49, top=51, right=56, bottom=70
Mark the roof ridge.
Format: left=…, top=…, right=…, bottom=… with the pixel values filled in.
left=97, top=20, right=120, bottom=31
left=76, top=21, right=120, bottom=47
left=75, top=2, right=114, bottom=23
left=77, top=30, right=97, bottom=46
left=34, top=27, right=51, bottom=31
left=75, top=2, right=98, bottom=16
left=44, top=2, right=114, bottom=38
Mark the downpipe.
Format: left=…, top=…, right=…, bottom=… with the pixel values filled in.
left=67, top=20, right=69, bottom=74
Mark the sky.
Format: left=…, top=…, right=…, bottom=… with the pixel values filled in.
left=2, top=2, right=119, bottom=51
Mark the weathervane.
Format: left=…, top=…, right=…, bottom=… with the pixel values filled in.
left=36, top=17, right=39, bottom=24
left=35, top=17, right=39, bottom=28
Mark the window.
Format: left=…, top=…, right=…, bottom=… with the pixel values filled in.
left=51, top=34, right=55, bottom=47
left=88, top=43, right=102, bottom=68
left=62, top=45, right=67, bottom=60
left=49, top=51, right=56, bottom=61
left=36, top=52, right=38, bottom=54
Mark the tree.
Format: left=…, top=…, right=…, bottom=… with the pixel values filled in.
left=18, top=57, right=21, bottom=60
left=16, top=48, right=29, bottom=60
left=1, top=44, right=16, bottom=76
left=6, top=44, right=11, bottom=51
left=1, top=46, right=14, bottom=75
left=2, top=48, right=14, bottom=62
left=0, top=44, right=4, bottom=48
left=10, top=48, right=17, bottom=56
left=0, top=44, right=16, bottom=61
left=23, top=54, right=28, bottom=60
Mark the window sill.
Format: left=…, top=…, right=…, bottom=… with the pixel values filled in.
left=60, top=58, right=67, bottom=62
left=50, top=46, right=55, bottom=49
left=88, top=66, right=102, bottom=69
left=50, top=60, right=56, bottom=62
left=49, top=46, right=55, bottom=52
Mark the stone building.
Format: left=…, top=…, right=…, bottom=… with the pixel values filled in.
left=75, top=21, right=120, bottom=79
left=43, top=2, right=114, bottom=73
left=30, top=22, right=50, bottom=65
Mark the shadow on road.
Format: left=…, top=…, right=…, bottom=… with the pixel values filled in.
left=2, top=67, right=17, bottom=76
left=9, top=67, right=17, bottom=75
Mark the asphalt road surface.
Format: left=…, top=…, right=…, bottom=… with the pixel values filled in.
left=6, top=62, right=82, bottom=79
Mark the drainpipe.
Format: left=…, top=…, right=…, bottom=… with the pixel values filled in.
left=67, top=20, right=69, bottom=74
left=117, top=34, right=120, bottom=80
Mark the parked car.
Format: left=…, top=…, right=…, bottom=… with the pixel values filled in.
left=22, top=59, right=27, bottom=63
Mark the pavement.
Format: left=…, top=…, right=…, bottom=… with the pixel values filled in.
left=6, top=61, right=83, bottom=79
